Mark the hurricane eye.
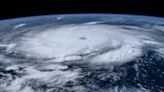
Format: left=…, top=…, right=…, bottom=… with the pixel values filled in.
left=79, top=37, right=87, bottom=40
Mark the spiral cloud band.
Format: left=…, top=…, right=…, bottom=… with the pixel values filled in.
left=12, top=24, right=153, bottom=64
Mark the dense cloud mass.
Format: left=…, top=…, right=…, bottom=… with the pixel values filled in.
left=15, top=25, right=144, bottom=63
left=0, top=14, right=164, bottom=92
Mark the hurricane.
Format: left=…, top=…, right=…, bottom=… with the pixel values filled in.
left=0, top=14, right=164, bottom=92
